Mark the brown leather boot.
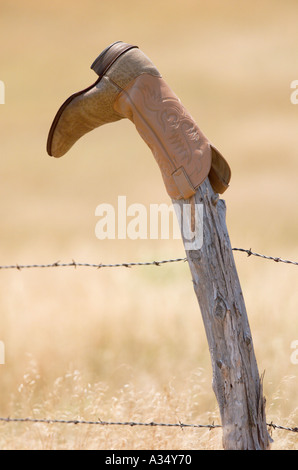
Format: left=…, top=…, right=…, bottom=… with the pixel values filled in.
left=47, top=41, right=231, bottom=199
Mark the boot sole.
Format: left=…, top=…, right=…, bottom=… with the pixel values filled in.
left=46, top=41, right=138, bottom=156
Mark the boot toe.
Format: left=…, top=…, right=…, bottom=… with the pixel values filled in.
left=47, top=77, right=123, bottom=157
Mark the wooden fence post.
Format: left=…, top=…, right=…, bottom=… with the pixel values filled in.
left=174, top=178, right=271, bottom=450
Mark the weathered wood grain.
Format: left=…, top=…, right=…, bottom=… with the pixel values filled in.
left=174, top=178, right=271, bottom=450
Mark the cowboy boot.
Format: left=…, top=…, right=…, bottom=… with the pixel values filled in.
left=47, top=41, right=231, bottom=199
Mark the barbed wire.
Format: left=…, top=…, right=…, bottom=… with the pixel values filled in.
left=0, top=250, right=297, bottom=441
left=0, top=257, right=187, bottom=271
left=0, top=248, right=297, bottom=271
left=0, top=416, right=297, bottom=434
left=232, top=248, right=298, bottom=266
left=0, top=417, right=219, bottom=430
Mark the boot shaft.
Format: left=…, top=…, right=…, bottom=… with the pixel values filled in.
left=113, top=72, right=212, bottom=199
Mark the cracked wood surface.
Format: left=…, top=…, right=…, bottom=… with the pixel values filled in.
left=174, top=178, right=271, bottom=450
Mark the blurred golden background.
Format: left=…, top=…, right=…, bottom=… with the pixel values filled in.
left=0, top=0, right=297, bottom=449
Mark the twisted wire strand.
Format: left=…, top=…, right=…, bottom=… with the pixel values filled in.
left=0, top=416, right=218, bottom=429
left=0, top=258, right=187, bottom=270
left=0, top=248, right=297, bottom=271
left=0, top=416, right=297, bottom=433
left=232, top=248, right=298, bottom=266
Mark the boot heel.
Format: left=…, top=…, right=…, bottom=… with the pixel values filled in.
left=91, top=41, right=138, bottom=77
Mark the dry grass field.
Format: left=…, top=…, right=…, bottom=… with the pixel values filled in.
left=0, top=0, right=298, bottom=450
